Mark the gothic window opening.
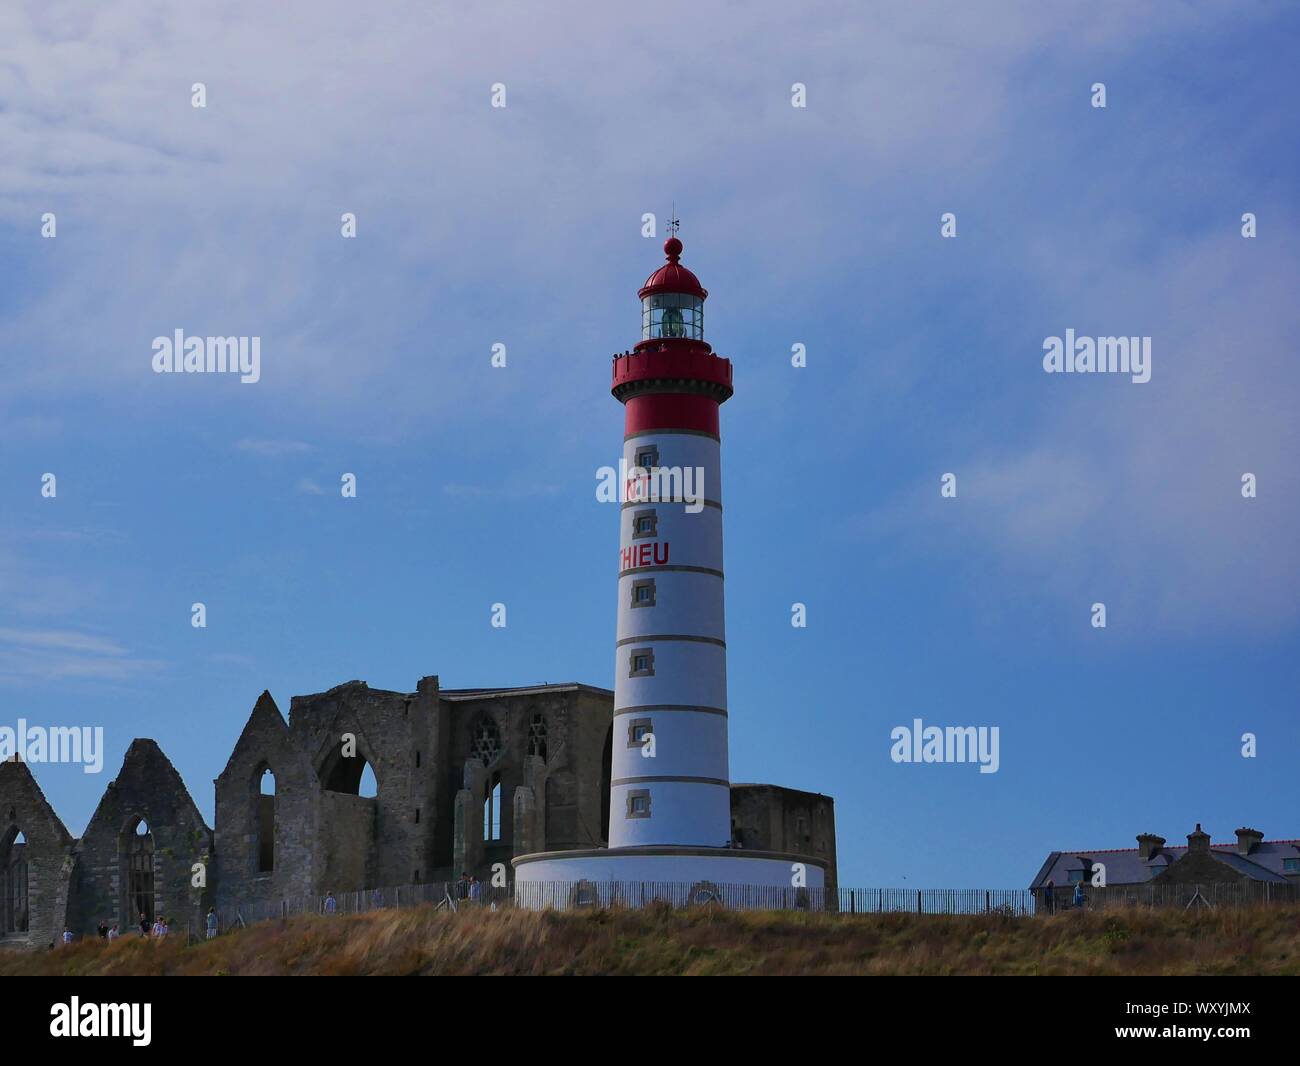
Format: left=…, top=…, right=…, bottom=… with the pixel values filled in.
left=256, top=766, right=276, bottom=874
left=472, top=717, right=501, bottom=767
left=3, top=827, right=28, bottom=935
left=321, top=747, right=379, bottom=798
left=527, top=714, right=548, bottom=760
left=483, top=773, right=503, bottom=841
left=125, top=819, right=155, bottom=927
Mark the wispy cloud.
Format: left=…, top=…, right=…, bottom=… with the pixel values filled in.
left=0, top=628, right=164, bottom=684
left=236, top=438, right=313, bottom=457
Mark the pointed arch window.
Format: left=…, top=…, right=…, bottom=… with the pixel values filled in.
left=3, top=826, right=28, bottom=935
left=256, top=766, right=276, bottom=874
left=528, top=714, right=548, bottom=760
left=124, top=819, right=155, bottom=926
left=483, top=773, right=502, bottom=841
left=472, top=716, right=502, bottom=767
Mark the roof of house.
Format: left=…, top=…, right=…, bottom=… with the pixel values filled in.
left=1030, top=838, right=1300, bottom=888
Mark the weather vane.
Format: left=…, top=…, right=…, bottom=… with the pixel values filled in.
left=667, top=202, right=680, bottom=237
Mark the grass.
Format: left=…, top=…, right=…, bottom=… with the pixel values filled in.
left=3, top=903, right=1298, bottom=976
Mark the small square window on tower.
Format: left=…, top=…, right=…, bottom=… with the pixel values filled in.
left=627, top=718, right=653, bottom=747
left=629, top=648, right=655, bottom=677
left=631, top=578, right=656, bottom=609
left=632, top=509, right=658, bottom=540
left=634, top=445, right=659, bottom=472
left=626, top=789, right=652, bottom=819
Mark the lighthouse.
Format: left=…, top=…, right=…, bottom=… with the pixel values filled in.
left=513, top=235, right=827, bottom=903
left=609, top=235, right=732, bottom=849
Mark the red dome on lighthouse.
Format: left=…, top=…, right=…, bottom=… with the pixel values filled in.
left=639, top=237, right=708, bottom=301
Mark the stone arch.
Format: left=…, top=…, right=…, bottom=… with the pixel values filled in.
left=315, top=732, right=381, bottom=797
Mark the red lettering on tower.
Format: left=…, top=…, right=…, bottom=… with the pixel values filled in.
left=619, top=541, right=671, bottom=572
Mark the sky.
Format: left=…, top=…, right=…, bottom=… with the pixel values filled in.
left=1, top=0, right=1297, bottom=888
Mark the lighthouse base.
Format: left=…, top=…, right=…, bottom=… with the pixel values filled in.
left=512, top=845, right=828, bottom=911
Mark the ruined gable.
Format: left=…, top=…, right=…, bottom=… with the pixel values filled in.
left=73, top=740, right=213, bottom=937
left=214, top=691, right=316, bottom=907
left=0, top=757, right=75, bottom=947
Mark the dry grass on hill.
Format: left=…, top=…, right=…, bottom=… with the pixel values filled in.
left=3, top=902, right=1298, bottom=976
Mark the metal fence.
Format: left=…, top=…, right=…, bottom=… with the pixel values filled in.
left=839, top=888, right=1034, bottom=915
left=188, top=877, right=1300, bottom=940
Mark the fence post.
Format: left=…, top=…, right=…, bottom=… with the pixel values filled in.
left=916, top=889, right=922, bottom=915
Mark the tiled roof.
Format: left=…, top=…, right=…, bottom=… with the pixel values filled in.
left=1030, top=839, right=1300, bottom=888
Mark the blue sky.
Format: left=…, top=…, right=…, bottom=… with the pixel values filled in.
left=1, top=1, right=1297, bottom=887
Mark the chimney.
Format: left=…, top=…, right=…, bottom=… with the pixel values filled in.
left=1235, top=827, right=1263, bottom=856
left=1187, top=823, right=1211, bottom=854
left=1137, top=833, right=1165, bottom=860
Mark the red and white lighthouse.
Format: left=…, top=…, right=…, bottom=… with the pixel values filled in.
left=513, top=236, right=827, bottom=901
left=609, top=236, right=733, bottom=848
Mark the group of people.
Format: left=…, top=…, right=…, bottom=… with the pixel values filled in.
left=59, top=909, right=217, bottom=945
left=1041, top=879, right=1088, bottom=913
left=454, top=872, right=484, bottom=903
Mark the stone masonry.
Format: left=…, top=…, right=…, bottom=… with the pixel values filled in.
left=0, top=676, right=837, bottom=948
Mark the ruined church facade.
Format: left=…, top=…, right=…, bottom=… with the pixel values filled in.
left=1, top=676, right=836, bottom=949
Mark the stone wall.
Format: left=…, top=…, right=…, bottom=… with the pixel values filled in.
left=213, top=691, right=317, bottom=909
left=317, top=793, right=377, bottom=891
left=4, top=677, right=838, bottom=945
left=72, top=740, right=213, bottom=936
left=730, top=783, right=838, bottom=892
left=0, top=758, right=75, bottom=948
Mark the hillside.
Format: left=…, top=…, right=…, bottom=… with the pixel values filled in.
left=4, top=903, right=1298, bottom=976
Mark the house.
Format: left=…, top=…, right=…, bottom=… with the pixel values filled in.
left=1030, top=825, right=1300, bottom=907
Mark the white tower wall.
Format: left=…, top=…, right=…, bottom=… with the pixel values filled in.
left=608, top=429, right=731, bottom=848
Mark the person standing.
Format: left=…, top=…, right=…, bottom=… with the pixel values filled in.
left=139, top=912, right=150, bottom=937
left=324, top=891, right=337, bottom=915
left=107, top=923, right=120, bottom=942
left=61, top=927, right=73, bottom=946
left=1043, top=879, right=1055, bottom=915
left=205, top=908, right=219, bottom=940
